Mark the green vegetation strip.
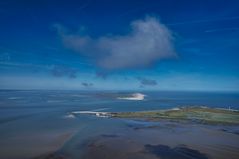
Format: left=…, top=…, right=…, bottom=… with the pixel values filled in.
left=110, top=107, right=239, bottom=125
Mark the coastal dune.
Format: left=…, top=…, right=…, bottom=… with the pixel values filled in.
left=117, top=93, right=146, bottom=100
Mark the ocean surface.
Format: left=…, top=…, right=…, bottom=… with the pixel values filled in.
left=0, top=90, right=239, bottom=159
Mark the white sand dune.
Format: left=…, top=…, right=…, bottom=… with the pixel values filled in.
left=117, top=93, right=146, bottom=101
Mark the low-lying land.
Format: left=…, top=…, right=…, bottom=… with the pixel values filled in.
left=110, top=107, right=239, bottom=125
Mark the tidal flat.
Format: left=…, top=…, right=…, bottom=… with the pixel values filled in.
left=1, top=91, right=239, bottom=159
left=37, top=107, right=239, bottom=159
left=41, top=119, right=239, bottom=159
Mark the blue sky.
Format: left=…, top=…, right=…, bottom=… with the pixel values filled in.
left=0, top=0, right=239, bottom=91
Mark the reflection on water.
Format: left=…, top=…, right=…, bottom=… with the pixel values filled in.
left=145, top=144, right=209, bottom=159
left=64, top=119, right=239, bottom=159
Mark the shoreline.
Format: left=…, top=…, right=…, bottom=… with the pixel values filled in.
left=71, top=106, right=239, bottom=125
left=33, top=106, right=239, bottom=159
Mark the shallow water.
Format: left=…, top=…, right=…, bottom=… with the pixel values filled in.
left=0, top=90, right=239, bottom=159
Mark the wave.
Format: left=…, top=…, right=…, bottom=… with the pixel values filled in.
left=117, top=93, right=146, bottom=101
left=8, top=97, right=22, bottom=100
left=71, top=110, right=110, bottom=118
left=91, top=108, right=110, bottom=111
left=63, top=114, right=76, bottom=119
left=47, top=100, right=65, bottom=103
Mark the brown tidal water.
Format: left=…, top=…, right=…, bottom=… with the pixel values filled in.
left=82, top=124, right=239, bottom=159
left=45, top=119, right=239, bottom=159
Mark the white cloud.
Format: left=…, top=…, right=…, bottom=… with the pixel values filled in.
left=58, top=16, right=177, bottom=70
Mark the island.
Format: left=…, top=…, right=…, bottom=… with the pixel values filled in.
left=109, top=107, right=239, bottom=125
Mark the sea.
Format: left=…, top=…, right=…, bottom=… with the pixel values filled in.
left=0, top=90, right=239, bottom=159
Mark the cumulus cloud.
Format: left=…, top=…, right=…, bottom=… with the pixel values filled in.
left=81, top=82, right=93, bottom=87
left=137, top=77, right=157, bottom=86
left=56, top=16, right=176, bottom=70
left=50, top=65, right=77, bottom=78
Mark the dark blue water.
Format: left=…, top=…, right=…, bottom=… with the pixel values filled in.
left=0, top=90, right=238, bottom=159
left=1, top=90, right=239, bottom=111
